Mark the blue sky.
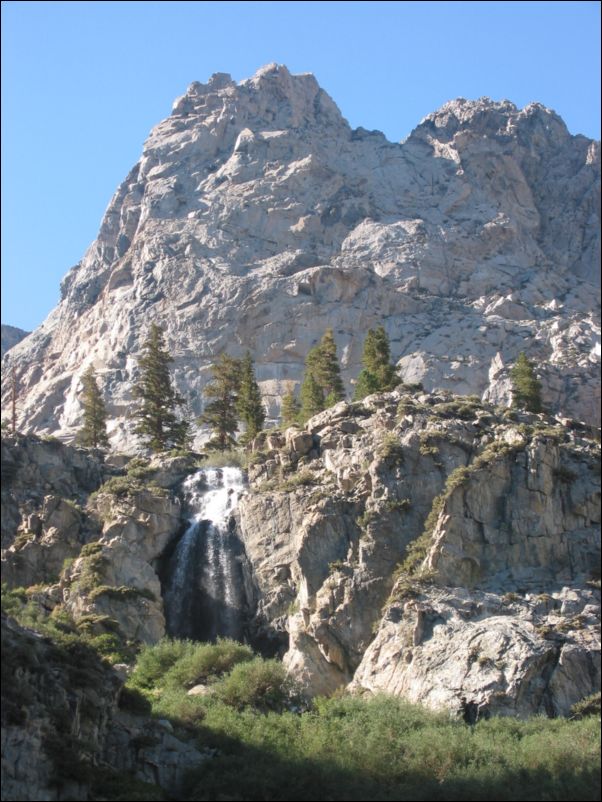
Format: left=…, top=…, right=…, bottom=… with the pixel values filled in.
left=2, top=0, right=600, bottom=332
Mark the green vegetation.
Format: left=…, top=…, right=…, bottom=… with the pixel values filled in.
left=87, top=585, right=156, bottom=603
left=432, top=399, right=483, bottom=420
left=72, top=543, right=108, bottom=594
left=129, top=638, right=254, bottom=691
left=132, top=323, right=190, bottom=452
left=353, top=325, right=398, bottom=401
left=125, top=456, right=156, bottom=480
left=200, top=353, right=241, bottom=451
left=3, top=602, right=600, bottom=801
left=510, top=351, right=543, bottom=413
left=257, top=469, right=318, bottom=493
left=356, top=509, right=376, bottom=531
left=91, top=474, right=167, bottom=500
left=299, top=371, right=325, bottom=421
left=197, top=449, right=247, bottom=469
left=300, top=329, right=344, bottom=421
left=281, top=388, right=301, bottom=427
left=78, top=366, right=110, bottom=449
left=571, top=692, right=601, bottom=720
left=125, top=642, right=600, bottom=802
left=1, top=584, right=132, bottom=664
left=385, top=498, right=412, bottom=513
left=236, top=351, right=266, bottom=444
left=390, top=463, right=473, bottom=592
left=377, top=431, right=404, bottom=463
left=212, top=657, right=300, bottom=713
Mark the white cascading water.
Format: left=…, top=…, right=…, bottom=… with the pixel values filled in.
left=163, top=467, right=246, bottom=641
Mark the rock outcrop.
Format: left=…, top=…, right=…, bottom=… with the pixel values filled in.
left=1, top=65, right=600, bottom=450
left=1, top=434, right=105, bottom=547
left=0, top=324, right=29, bottom=359
left=62, top=485, right=181, bottom=643
left=1, top=614, right=203, bottom=801
left=238, top=389, right=601, bottom=714
left=1, top=434, right=106, bottom=588
left=1, top=435, right=185, bottom=645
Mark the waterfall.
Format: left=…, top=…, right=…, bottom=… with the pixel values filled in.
left=163, top=467, right=246, bottom=641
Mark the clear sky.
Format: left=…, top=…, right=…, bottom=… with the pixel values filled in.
left=2, top=0, right=600, bottom=332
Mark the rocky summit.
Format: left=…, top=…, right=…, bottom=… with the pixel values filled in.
left=1, top=64, right=600, bottom=449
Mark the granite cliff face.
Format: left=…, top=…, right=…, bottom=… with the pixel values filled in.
left=1, top=65, right=600, bottom=448
left=237, top=390, right=600, bottom=715
left=1, top=387, right=600, bottom=730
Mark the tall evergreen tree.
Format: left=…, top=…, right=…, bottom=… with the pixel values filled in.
left=299, top=371, right=325, bottom=422
left=510, top=352, right=543, bottom=413
left=353, top=367, right=380, bottom=401
left=132, top=324, right=189, bottom=452
left=353, top=325, right=397, bottom=401
left=201, top=353, right=241, bottom=451
left=237, top=351, right=265, bottom=444
left=78, top=367, right=109, bottom=449
left=306, top=328, right=345, bottom=405
left=281, top=388, right=301, bottom=427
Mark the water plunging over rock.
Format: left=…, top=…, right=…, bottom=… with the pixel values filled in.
left=163, top=467, right=246, bottom=641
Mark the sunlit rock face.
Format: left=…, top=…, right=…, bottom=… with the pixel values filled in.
left=2, top=65, right=600, bottom=449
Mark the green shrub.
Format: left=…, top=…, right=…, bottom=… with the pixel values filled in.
left=92, top=475, right=168, bottom=499
left=128, top=639, right=196, bottom=689
left=279, top=469, right=317, bottom=491
left=162, top=639, right=254, bottom=689
left=127, top=465, right=157, bottom=481
left=356, top=508, right=376, bottom=531
left=445, top=465, right=471, bottom=491
left=88, top=585, right=156, bottom=603
left=419, top=442, right=440, bottom=457
left=378, top=432, right=404, bottom=462
left=197, top=450, right=246, bottom=469
left=75, top=614, right=120, bottom=635
left=385, top=498, right=412, bottom=513
left=148, top=686, right=208, bottom=727
left=12, top=531, right=36, bottom=549
left=1, top=584, right=27, bottom=616
left=212, top=657, right=299, bottom=712
left=432, top=400, right=481, bottom=420
left=397, top=400, right=415, bottom=418
left=94, top=475, right=143, bottom=498
left=80, top=541, right=104, bottom=558
left=87, top=633, right=129, bottom=663
left=571, top=692, right=601, bottom=720
left=73, top=547, right=108, bottom=594
left=126, top=456, right=150, bottom=471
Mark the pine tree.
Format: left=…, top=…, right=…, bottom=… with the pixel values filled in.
left=353, top=326, right=397, bottom=401
left=132, top=324, right=189, bottom=452
left=201, top=353, right=241, bottom=451
left=298, top=330, right=345, bottom=422
left=299, top=371, right=325, bottom=422
left=307, top=328, right=345, bottom=403
left=78, top=367, right=109, bottom=449
left=510, top=352, right=543, bottom=413
left=281, top=388, right=301, bottom=427
left=353, top=368, right=380, bottom=401
left=237, top=351, right=265, bottom=444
